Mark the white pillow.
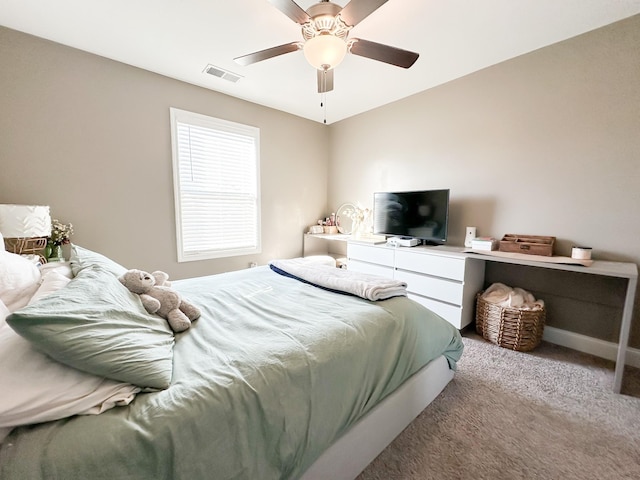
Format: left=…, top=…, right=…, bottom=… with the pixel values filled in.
left=0, top=299, right=141, bottom=444
left=0, top=250, right=41, bottom=311
left=28, top=267, right=73, bottom=305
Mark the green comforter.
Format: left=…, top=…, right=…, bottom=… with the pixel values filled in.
left=0, top=266, right=463, bottom=479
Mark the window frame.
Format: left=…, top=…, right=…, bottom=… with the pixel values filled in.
left=170, top=107, right=261, bottom=262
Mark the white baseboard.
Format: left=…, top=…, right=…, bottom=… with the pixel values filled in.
left=543, top=326, right=640, bottom=369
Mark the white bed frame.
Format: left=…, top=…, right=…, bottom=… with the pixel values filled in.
left=301, top=355, right=454, bottom=480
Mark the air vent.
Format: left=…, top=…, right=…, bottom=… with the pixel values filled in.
left=203, top=65, right=242, bottom=83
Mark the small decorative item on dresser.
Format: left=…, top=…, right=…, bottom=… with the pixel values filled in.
left=464, top=226, right=477, bottom=248
left=571, top=246, right=592, bottom=260
left=342, top=204, right=372, bottom=239
left=499, top=234, right=555, bottom=256
left=47, top=219, right=74, bottom=262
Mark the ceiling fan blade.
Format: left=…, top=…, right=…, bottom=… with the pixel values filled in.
left=234, top=42, right=301, bottom=66
left=339, top=0, right=388, bottom=27
left=317, top=68, right=334, bottom=93
left=349, top=38, right=419, bottom=68
left=267, top=0, right=311, bottom=25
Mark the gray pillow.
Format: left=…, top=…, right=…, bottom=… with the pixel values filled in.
left=7, top=264, right=175, bottom=390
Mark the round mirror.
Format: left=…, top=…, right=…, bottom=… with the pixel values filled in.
left=336, top=203, right=355, bottom=234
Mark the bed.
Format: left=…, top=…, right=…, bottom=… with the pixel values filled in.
left=0, top=245, right=463, bottom=479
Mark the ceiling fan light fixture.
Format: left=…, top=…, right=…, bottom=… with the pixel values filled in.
left=303, top=34, right=347, bottom=70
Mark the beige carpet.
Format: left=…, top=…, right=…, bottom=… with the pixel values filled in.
left=358, top=331, right=640, bottom=480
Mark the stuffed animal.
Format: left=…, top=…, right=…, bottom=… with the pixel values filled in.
left=119, top=269, right=200, bottom=333
left=152, top=270, right=171, bottom=288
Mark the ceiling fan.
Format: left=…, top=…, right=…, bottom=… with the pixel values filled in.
left=234, top=0, right=419, bottom=93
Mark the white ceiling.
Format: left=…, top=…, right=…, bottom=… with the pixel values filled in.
left=2, top=0, right=640, bottom=124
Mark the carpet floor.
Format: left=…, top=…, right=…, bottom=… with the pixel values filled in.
left=357, top=331, right=640, bottom=480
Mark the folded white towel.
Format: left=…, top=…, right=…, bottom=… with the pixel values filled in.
left=482, top=282, right=544, bottom=310
left=269, top=258, right=407, bottom=301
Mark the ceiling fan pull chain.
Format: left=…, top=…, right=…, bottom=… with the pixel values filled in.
left=322, top=92, right=327, bottom=124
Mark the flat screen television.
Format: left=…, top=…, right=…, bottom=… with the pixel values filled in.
left=373, top=189, right=450, bottom=245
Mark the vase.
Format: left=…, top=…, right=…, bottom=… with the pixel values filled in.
left=352, top=213, right=372, bottom=239
left=352, top=220, right=369, bottom=239
left=49, top=244, right=64, bottom=262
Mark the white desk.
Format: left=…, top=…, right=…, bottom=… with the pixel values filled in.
left=302, top=233, right=351, bottom=265
left=462, top=249, right=637, bottom=393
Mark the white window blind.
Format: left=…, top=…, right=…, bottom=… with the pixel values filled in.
left=170, top=108, right=261, bottom=262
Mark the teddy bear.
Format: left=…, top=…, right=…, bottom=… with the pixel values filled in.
left=119, top=269, right=201, bottom=333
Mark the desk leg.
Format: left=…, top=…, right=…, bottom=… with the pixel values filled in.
left=614, top=276, right=638, bottom=393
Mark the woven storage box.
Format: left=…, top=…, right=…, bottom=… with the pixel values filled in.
left=475, top=292, right=545, bottom=352
left=499, top=234, right=555, bottom=256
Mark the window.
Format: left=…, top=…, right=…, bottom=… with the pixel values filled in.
left=170, top=108, right=261, bottom=262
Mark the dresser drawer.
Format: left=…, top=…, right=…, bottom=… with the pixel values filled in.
left=394, top=270, right=463, bottom=305
left=347, top=259, right=394, bottom=279
left=408, top=294, right=464, bottom=329
left=347, top=243, right=394, bottom=267
left=395, top=250, right=465, bottom=281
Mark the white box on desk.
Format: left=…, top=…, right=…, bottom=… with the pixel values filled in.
left=471, top=238, right=499, bottom=251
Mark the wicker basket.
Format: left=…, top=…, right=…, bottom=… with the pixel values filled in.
left=475, top=292, right=545, bottom=352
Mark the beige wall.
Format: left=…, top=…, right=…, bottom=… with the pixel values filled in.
left=328, top=15, right=640, bottom=346
left=1, top=15, right=639, bottom=347
left=0, top=26, right=329, bottom=279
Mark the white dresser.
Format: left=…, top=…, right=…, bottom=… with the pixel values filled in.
left=347, top=243, right=485, bottom=329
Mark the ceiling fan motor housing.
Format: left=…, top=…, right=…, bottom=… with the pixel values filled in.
left=302, top=1, right=350, bottom=41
